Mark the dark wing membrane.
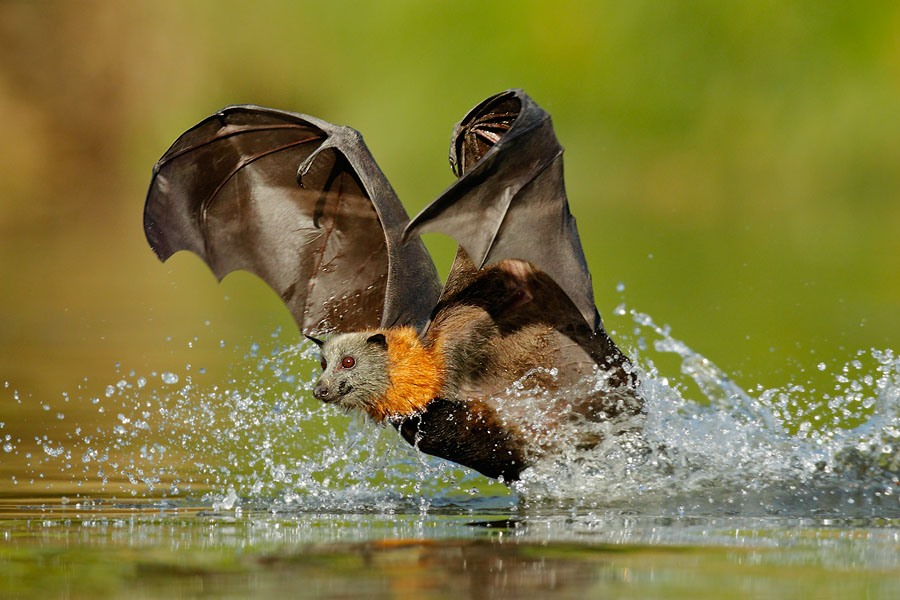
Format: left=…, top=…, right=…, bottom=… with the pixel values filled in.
left=404, top=89, right=601, bottom=331
left=145, top=106, right=440, bottom=335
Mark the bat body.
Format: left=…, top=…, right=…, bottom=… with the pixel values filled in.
left=145, top=90, right=642, bottom=481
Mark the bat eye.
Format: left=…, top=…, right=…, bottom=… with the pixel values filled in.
left=320, top=358, right=327, bottom=370
left=341, top=356, right=355, bottom=369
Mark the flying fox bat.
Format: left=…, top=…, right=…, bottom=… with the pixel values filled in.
left=144, top=89, right=641, bottom=481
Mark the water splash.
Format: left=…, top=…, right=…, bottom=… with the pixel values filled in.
left=7, top=334, right=507, bottom=510
left=514, top=309, right=900, bottom=516
left=5, top=308, right=899, bottom=517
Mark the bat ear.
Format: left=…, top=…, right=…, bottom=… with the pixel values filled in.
left=366, top=333, right=387, bottom=350
left=304, top=334, right=325, bottom=348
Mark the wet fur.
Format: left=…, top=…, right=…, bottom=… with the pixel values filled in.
left=428, top=248, right=636, bottom=408
left=312, top=248, right=642, bottom=481
left=314, top=333, right=391, bottom=413
left=315, top=328, right=443, bottom=421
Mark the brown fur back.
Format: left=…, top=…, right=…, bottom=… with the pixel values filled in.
left=424, top=247, right=641, bottom=456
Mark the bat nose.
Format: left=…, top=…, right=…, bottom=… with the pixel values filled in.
left=313, top=382, right=330, bottom=401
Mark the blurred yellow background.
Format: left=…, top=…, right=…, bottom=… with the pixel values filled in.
left=1, top=0, right=898, bottom=440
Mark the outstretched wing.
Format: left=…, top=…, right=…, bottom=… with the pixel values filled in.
left=403, top=89, right=600, bottom=331
left=407, top=90, right=640, bottom=441
left=144, top=105, right=441, bottom=335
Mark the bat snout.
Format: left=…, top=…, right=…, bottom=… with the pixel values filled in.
left=313, top=381, right=332, bottom=402
left=313, top=378, right=353, bottom=403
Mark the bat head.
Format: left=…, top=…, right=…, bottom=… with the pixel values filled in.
left=310, top=331, right=391, bottom=413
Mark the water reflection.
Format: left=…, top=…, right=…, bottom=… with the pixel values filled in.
left=3, top=500, right=900, bottom=599
left=6, top=498, right=900, bottom=550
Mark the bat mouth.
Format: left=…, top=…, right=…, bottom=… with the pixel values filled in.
left=314, top=380, right=353, bottom=403
left=321, top=390, right=353, bottom=405
left=327, top=385, right=358, bottom=412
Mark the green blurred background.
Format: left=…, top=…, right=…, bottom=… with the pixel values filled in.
left=1, top=1, right=898, bottom=460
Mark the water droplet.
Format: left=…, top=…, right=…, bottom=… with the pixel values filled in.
left=43, top=445, right=64, bottom=457
left=161, top=372, right=179, bottom=385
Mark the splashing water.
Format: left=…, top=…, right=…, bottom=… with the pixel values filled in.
left=516, top=310, right=900, bottom=517
left=5, top=308, right=899, bottom=517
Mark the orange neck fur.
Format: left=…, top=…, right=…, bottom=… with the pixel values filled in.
left=366, top=326, right=444, bottom=422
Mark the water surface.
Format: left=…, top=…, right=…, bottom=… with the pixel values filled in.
left=3, top=308, right=899, bottom=597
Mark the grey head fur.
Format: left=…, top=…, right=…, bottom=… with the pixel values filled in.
left=311, top=332, right=390, bottom=413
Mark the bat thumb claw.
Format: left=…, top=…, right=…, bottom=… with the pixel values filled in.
left=304, top=334, right=325, bottom=348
